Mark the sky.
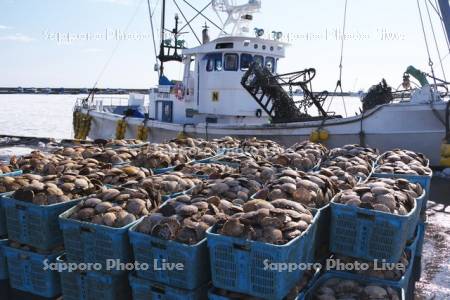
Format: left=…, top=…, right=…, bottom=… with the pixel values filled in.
left=0, top=0, right=449, bottom=91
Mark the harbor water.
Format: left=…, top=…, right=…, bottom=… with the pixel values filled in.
left=0, top=95, right=77, bottom=139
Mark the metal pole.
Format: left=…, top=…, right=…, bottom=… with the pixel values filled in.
left=438, top=0, right=450, bottom=51
left=159, top=0, right=166, bottom=76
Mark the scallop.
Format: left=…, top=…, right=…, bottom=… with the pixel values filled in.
left=221, top=218, right=245, bottom=237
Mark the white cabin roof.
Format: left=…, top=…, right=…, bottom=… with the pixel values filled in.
left=182, top=36, right=287, bottom=58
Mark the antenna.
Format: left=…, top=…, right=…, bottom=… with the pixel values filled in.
left=212, top=0, right=262, bottom=36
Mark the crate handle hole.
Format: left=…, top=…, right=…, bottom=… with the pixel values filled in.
left=151, top=285, right=166, bottom=294
left=15, top=204, right=27, bottom=210
left=81, top=227, right=95, bottom=233
left=151, top=242, right=166, bottom=250
left=356, top=212, right=375, bottom=221
left=233, top=243, right=250, bottom=251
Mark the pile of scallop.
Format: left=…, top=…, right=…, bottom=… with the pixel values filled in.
left=375, top=149, right=432, bottom=175
left=213, top=269, right=317, bottom=300
left=254, top=169, right=337, bottom=209
left=334, top=178, right=423, bottom=214
left=270, top=141, right=327, bottom=171
left=321, top=145, right=378, bottom=180
left=1, top=137, right=431, bottom=249
left=240, top=160, right=290, bottom=184
left=240, top=138, right=285, bottom=159
left=0, top=173, right=100, bottom=205
left=136, top=194, right=230, bottom=245
left=0, top=163, right=14, bottom=175
left=216, top=198, right=314, bottom=244
left=174, top=162, right=238, bottom=178
left=329, top=251, right=410, bottom=281
left=189, top=176, right=263, bottom=203
left=313, top=278, right=401, bottom=300
left=126, top=172, right=203, bottom=197
left=68, top=187, right=160, bottom=228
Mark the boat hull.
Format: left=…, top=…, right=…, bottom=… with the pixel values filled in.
left=84, top=102, right=448, bottom=166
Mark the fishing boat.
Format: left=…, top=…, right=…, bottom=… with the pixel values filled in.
left=76, top=0, right=450, bottom=166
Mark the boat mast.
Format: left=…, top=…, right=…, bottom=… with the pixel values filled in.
left=159, top=0, right=166, bottom=76
left=157, top=0, right=184, bottom=78
left=438, top=0, right=450, bottom=50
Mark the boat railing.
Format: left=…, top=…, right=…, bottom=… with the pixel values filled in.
left=74, top=96, right=133, bottom=111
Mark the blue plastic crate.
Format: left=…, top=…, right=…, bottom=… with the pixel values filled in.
left=0, top=171, right=23, bottom=237
left=152, top=159, right=194, bottom=175
left=208, top=153, right=242, bottom=169
left=2, top=193, right=82, bottom=250
left=208, top=282, right=310, bottom=300
left=416, top=222, right=426, bottom=257
left=59, top=206, right=137, bottom=275
left=153, top=166, right=178, bottom=175
left=3, top=246, right=62, bottom=298
left=0, top=193, right=8, bottom=237
left=0, top=239, right=8, bottom=280
left=372, top=172, right=432, bottom=214
left=183, top=161, right=239, bottom=179
left=329, top=191, right=424, bottom=263
left=105, top=142, right=149, bottom=150
left=208, top=288, right=307, bottom=300
left=206, top=211, right=319, bottom=300
left=0, top=194, right=8, bottom=238
left=0, top=170, right=23, bottom=177
left=208, top=268, right=322, bottom=300
left=160, top=186, right=199, bottom=202
left=129, top=274, right=208, bottom=300
left=304, top=272, right=406, bottom=300
left=129, top=221, right=210, bottom=290
left=412, top=256, right=422, bottom=282
left=312, top=205, right=331, bottom=262
left=0, top=279, right=9, bottom=299
left=192, top=155, right=221, bottom=164
left=328, top=223, right=421, bottom=291
left=57, top=254, right=131, bottom=300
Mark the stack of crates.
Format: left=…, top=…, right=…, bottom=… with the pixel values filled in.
left=304, top=272, right=407, bottom=299
left=205, top=211, right=320, bottom=300
left=58, top=206, right=134, bottom=300
left=128, top=219, right=210, bottom=300
left=321, top=153, right=431, bottom=299
left=0, top=171, right=70, bottom=299
left=372, top=153, right=432, bottom=283
left=0, top=239, right=9, bottom=299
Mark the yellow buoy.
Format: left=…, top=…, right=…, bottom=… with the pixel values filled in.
left=136, top=124, right=149, bottom=141
left=177, top=131, right=187, bottom=140
left=318, top=129, right=329, bottom=141
left=441, top=143, right=450, bottom=158
left=115, top=119, right=127, bottom=140
left=310, top=130, right=320, bottom=143
left=440, top=157, right=450, bottom=167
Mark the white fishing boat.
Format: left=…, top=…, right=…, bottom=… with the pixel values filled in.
left=76, top=0, right=450, bottom=166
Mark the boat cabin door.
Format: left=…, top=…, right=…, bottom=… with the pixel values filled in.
left=182, top=55, right=196, bottom=103
left=156, top=101, right=173, bottom=123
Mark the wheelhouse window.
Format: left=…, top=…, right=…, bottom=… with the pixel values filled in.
left=224, top=53, right=239, bottom=71
left=266, top=56, right=275, bottom=73
left=254, top=55, right=264, bottom=67
left=206, top=53, right=223, bottom=72
left=240, top=53, right=253, bottom=71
